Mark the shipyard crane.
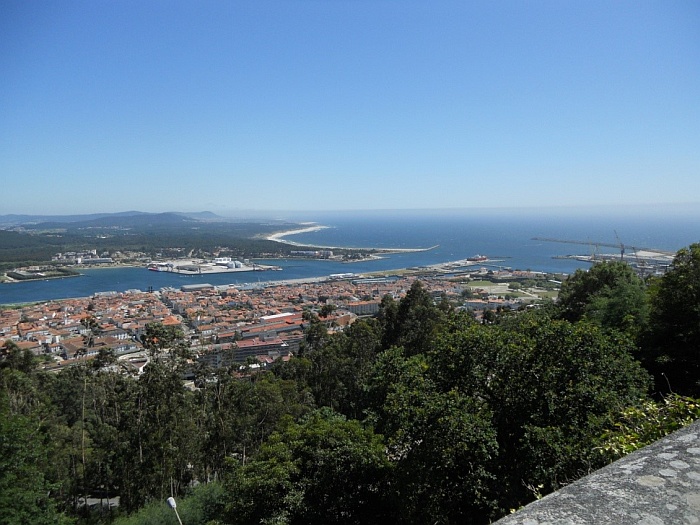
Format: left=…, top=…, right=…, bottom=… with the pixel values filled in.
left=532, top=236, right=628, bottom=259
left=532, top=236, right=675, bottom=278
left=614, top=230, right=625, bottom=261
left=531, top=236, right=673, bottom=259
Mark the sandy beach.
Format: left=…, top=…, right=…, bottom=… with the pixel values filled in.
left=265, top=224, right=437, bottom=253
left=265, top=225, right=331, bottom=245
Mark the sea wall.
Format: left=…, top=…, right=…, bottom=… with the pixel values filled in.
left=494, top=420, right=700, bottom=525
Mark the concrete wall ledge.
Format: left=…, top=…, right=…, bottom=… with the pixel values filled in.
left=494, top=419, right=700, bottom=525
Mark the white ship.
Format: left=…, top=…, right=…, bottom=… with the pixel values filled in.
left=148, top=263, right=172, bottom=272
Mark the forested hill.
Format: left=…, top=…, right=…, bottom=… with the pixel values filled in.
left=0, top=211, right=221, bottom=226
left=21, top=212, right=198, bottom=230
left=0, top=211, right=307, bottom=265
left=2, top=245, right=700, bottom=525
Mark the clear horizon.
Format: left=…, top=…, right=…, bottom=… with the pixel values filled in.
left=3, top=201, right=700, bottom=222
left=2, top=1, right=699, bottom=215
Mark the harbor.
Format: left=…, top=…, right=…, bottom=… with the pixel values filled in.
left=147, top=258, right=281, bottom=275
left=553, top=250, right=675, bottom=277
left=533, top=237, right=677, bottom=277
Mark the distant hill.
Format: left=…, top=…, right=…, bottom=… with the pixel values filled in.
left=177, top=211, right=223, bottom=221
left=0, top=211, right=225, bottom=228
left=0, top=211, right=146, bottom=226
left=0, top=211, right=309, bottom=266
left=25, top=212, right=198, bottom=231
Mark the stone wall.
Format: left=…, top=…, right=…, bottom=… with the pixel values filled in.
left=495, top=420, right=700, bottom=525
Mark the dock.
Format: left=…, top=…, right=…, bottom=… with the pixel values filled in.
left=148, top=259, right=281, bottom=275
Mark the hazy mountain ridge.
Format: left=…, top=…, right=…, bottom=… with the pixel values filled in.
left=25, top=213, right=198, bottom=231
left=0, top=211, right=227, bottom=228
left=0, top=211, right=309, bottom=267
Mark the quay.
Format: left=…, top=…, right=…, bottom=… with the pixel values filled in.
left=553, top=249, right=675, bottom=276
left=148, top=258, right=281, bottom=275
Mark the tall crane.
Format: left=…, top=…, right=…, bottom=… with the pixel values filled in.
left=531, top=237, right=674, bottom=259
left=532, top=236, right=626, bottom=258
left=614, top=230, right=625, bottom=261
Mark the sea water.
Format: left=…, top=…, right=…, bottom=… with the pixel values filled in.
left=2, top=207, right=699, bottom=304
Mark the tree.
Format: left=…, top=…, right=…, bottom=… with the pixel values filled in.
left=1, top=340, right=35, bottom=373
left=433, top=313, right=650, bottom=511
left=80, top=315, right=100, bottom=349
left=299, top=313, right=331, bottom=356
left=556, top=260, right=649, bottom=336
left=644, top=243, right=700, bottom=395
left=199, top=371, right=312, bottom=479
left=46, top=365, right=93, bottom=514
left=377, top=294, right=398, bottom=348
left=91, top=347, right=117, bottom=370
left=0, top=392, right=73, bottom=525
left=116, top=361, right=198, bottom=512
left=304, top=318, right=382, bottom=419
left=140, top=322, right=190, bottom=363
left=368, top=348, right=498, bottom=524
left=225, top=408, right=394, bottom=525
left=318, top=304, right=337, bottom=318
left=0, top=363, right=73, bottom=524
left=43, top=364, right=132, bottom=516
left=383, top=281, right=445, bottom=356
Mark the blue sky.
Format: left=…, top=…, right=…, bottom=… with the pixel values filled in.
left=1, top=1, right=699, bottom=216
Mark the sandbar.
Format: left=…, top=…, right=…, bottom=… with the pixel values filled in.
left=265, top=224, right=436, bottom=253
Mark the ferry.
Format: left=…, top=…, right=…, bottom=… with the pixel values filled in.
left=148, top=263, right=172, bottom=272
left=467, top=255, right=488, bottom=262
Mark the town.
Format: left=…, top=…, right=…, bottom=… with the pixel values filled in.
left=1, top=267, right=559, bottom=379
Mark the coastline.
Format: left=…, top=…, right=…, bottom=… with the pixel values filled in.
left=265, top=225, right=331, bottom=245
left=1, top=262, right=143, bottom=284
left=1, top=273, right=81, bottom=284
left=2, top=223, right=436, bottom=286
left=265, top=224, right=437, bottom=253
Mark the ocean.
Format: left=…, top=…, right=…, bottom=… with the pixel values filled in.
left=2, top=207, right=699, bottom=305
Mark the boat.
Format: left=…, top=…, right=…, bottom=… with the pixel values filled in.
left=148, top=263, right=171, bottom=272
left=467, top=255, right=488, bottom=262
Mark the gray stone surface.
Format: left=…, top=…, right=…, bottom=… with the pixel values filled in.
left=494, top=420, right=700, bottom=525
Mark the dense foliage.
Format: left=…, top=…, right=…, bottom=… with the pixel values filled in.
left=643, top=244, right=700, bottom=395
left=2, top=244, right=700, bottom=524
